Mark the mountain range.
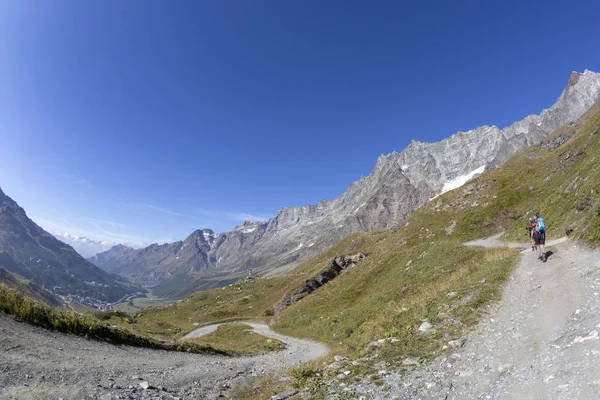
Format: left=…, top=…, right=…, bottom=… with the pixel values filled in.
left=0, top=187, right=142, bottom=306
left=49, top=231, right=118, bottom=258
left=89, top=70, right=600, bottom=298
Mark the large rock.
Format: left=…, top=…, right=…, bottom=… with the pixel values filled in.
left=273, top=253, right=366, bottom=314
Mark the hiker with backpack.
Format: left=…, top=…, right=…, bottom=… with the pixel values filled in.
left=532, top=212, right=546, bottom=262
left=526, top=218, right=535, bottom=251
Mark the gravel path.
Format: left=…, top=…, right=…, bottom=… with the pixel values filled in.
left=0, top=318, right=329, bottom=399
left=464, top=232, right=569, bottom=252
left=181, top=323, right=223, bottom=340
left=343, top=235, right=600, bottom=399
left=4, top=233, right=597, bottom=400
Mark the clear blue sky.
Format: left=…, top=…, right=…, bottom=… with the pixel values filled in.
left=1, top=0, right=599, bottom=249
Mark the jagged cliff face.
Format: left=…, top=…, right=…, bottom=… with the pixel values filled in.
left=91, top=70, right=600, bottom=295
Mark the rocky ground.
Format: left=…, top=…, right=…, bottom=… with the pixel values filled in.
left=0, top=320, right=328, bottom=399
left=329, top=236, right=600, bottom=399
left=3, top=235, right=600, bottom=400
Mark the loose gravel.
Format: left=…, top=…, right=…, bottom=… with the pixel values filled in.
left=3, top=234, right=599, bottom=400
left=0, top=319, right=328, bottom=399
left=333, top=236, right=600, bottom=399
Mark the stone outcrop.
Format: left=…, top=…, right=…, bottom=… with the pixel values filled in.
left=273, top=253, right=366, bottom=315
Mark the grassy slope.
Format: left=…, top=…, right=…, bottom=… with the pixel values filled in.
left=134, top=232, right=384, bottom=339
left=274, top=103, right=600, bottom=356
left=136, top=275, right=309, bottom=339
left=417, top=101, right=600, bottom=244
left=114, top=293, right=176, bottom=313
left=274, top=235, right=518, bottom=361
left=187, top=322, right=286, bottom=355
left=0, top=283, right=226, bottom=355
left=0, top=266, right=64, bottom=308
left=135, top=103, right=600, bottom=364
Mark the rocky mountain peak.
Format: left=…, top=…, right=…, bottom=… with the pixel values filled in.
left=559, top=69, right=600, bottom=103
left=182, top=229, right=219, bottom=252
left=108, top=243, right=136, bottom=254
left=90, top=70, right=600, bottom=297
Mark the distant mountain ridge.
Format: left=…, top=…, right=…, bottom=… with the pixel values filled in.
left=51, top=231, right=117, bottom=258
left=88, top=230, right=217, bottom=286
left=0, top=187, right=141, bottom=306
left=90, top=70, right=600, bottom=298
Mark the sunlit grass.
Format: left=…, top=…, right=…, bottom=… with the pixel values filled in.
left=186, top=322, right=286, bottom=355
left=0, top=284, right=226, bottom=355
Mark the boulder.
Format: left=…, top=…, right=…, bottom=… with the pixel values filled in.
left=418, top=321, right=433, bottom=334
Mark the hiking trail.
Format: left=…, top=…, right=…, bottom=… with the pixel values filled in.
left=355, top=234, right=600, bottom=399
left=0, top=318, right=328, bottom=399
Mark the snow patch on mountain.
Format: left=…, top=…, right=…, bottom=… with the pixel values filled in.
left=202, top=230, right=217, bottom=241
left=441, top=165, right=486, bottom=194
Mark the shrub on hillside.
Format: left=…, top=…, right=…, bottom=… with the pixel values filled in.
left=0, top=284, right=227, bottom=356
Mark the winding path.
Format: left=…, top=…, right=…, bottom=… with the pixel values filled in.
left=0, top=318, right=328, bottom=399
left=361, top=233, right=600, bottom=399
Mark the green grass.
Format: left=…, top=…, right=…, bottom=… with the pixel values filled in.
left=186, top=322, right=286, bottom=355
left=134, top=272, right=325, bottom=339
left=0, top=266, right=63, bottom=308
left=271, top=102, right=600, bottom=361
left=114, top=293, right=176, bottom=313
left=273, top=239, right=518, bottom=360
left=122, top=102, right=600, bottom=371
left=417, top=102, right=600, bottom=245
left=0, top=283, right=227, bottom=356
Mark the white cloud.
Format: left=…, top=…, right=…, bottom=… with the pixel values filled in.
left=28, top=174, right=272, bottom=250
left=141, top=203, right=196, bottom=219
left=31, top=217, right=151, bottom=249
left=49, top=230, right=116, bottom=258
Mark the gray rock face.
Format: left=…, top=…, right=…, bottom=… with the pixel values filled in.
left=0, top=187, right=141, bottom=305
left=89, top=229, right=219, bottom=287
left=91, top=70, right=600, bottom=297
left=273, top=253, right=366, bottom=315
left=87, top=244, right=136, bottom=272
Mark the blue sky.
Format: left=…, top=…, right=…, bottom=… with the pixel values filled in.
left=1, top=0, right=600, bottom=252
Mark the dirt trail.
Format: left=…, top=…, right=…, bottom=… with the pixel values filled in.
left=463, top=232, right=568, bottom=251
left=365, top=234, right=600, bottom=399
left=181, top=323, right=222, bottom=339
left=0, top=318, right=328, bottom=399
left=181, top=321, right=330, bottom=373
left=4, top=233, right=598, bottom=399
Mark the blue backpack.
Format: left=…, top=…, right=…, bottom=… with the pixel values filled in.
left=536, top=217, right=545, bottom=232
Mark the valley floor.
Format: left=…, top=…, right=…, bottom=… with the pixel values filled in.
left=0, top=318, right=328, bottom=399
left=344, top=237, right=600, bottom=400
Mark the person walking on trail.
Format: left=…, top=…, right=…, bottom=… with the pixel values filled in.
left=533, top=212, right=546, bottom=262
left=526, top=218, right=535, bottom=251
